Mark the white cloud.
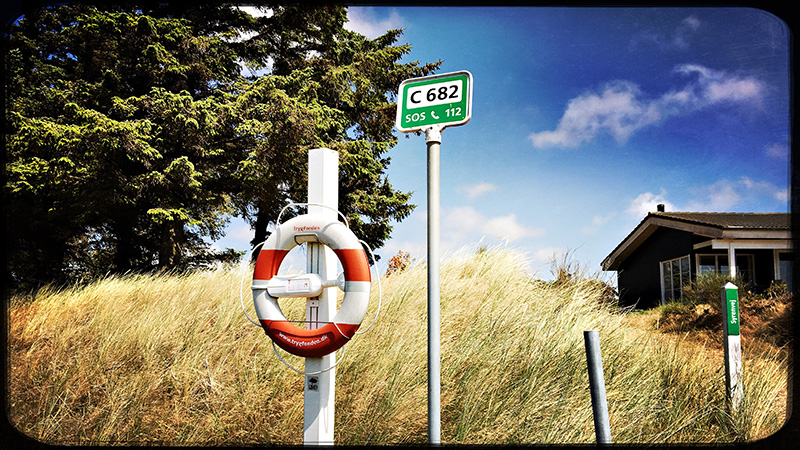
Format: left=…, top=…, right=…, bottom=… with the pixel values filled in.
left=378, top=206, right=543, bottom=266
left=674, top=64, right=764, bottom=105
left=627, top=189, right=675, bottom=217
left=459, top=182, right=498, bottom=199
left=345, top=7, right=405, bottom=39
left=637, top=177, right=789, bottom=214
left=581, top=213, right=615, bottom=235
left=592, top=214, right=614, bottom=226
left=672, top=16, right=701, bottom=49
left=439, top=206, right=545, bottom=254
left=530, top=81, right=662, bottom=148
left=765, top=142, right=789, bottom=160
left=530, top=65, right=765, bottom=149
left=684, top=177, right=787, bottom=212
left=740, top=176, right=789, bottom=203
left=443, top=205, right=484, bottom=233
left=484, top=213, right=544, bottom=241
left=685, top=179, right=742, bottom=211
left=630, top=15, right=702, bottom=52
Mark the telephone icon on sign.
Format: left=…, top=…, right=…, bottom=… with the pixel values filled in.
left=431, top=111, right=440, bottom=120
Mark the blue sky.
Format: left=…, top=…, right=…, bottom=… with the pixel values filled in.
left=213, top=6, right=791, bottom=281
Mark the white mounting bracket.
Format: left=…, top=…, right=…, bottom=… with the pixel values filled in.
left=266, top=273, right=345, bottom=298
left=424, top=125, right=444, bottom=144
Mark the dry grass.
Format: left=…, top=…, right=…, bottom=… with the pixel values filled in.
left=7, top=246, right=791, bottom=445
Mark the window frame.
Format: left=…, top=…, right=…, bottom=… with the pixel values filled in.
left=695, top=252, right=755, bottom=284
left=660, top=255, right=690, bottom=304
left=775, top=250, right=795, bottom=292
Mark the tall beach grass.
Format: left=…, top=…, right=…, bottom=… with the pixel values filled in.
left=7, top=246, right=790, bottom=445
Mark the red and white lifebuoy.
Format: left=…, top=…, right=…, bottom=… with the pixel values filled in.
left=252, top=214, right=371, bottom=358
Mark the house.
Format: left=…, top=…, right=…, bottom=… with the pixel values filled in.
left=601, top=205, right=793, bottom=309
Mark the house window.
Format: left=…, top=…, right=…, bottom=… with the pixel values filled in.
left=696, top=253, right=754, bottom=284
left=661, top=255, right=690, bottom=303
left=777, top=251, right=794, bottom=292
left=736, top=254, right=755, bottom=284
left=698, top=254, right=728, bottom=276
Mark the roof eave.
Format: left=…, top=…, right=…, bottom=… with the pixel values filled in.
left=601, top=214, right=658, bottom=271
left=602, top=214, right=725, bottom=271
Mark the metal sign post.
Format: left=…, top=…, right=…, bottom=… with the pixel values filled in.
left=721, top=282, right=743, bottom=410
left=396, top=71, right=473, bottom=445
left=426, top=125, right=443, bottom=445
left=304, top=148, right=338, bottom=445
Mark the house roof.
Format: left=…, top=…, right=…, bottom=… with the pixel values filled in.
left=650, top=212, right=790, bottom=230
left=601, top=212, right=791, bottom=271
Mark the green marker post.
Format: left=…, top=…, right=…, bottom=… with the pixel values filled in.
left=721, top=282, right=743, bottom=410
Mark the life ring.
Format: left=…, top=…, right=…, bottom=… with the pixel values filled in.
left=252, top=214, right=371, bottom=358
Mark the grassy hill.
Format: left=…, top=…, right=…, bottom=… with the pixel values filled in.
left=7, top=247, right=790, bottom=445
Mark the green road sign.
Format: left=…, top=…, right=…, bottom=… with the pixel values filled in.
left=396, top=71, right=473, bottom=133
left=722, top=283, right=740, bottom=335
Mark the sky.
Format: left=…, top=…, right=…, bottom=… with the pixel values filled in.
left=212, top=6, right=792, bottom=282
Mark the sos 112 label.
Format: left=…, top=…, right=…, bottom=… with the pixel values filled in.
left=403, top=107, right=463, bottom=124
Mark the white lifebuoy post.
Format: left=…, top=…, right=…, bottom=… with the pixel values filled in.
left=305, top=148, right=338, bottom=445
left=250, top=149, right=372, bottom=445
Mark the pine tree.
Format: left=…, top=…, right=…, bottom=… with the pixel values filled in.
left=4, top=3, right=440, bottom=290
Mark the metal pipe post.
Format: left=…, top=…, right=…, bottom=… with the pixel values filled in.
left=426, top=126, right=442, bottom=445
left=584, top=330, right=612, bottom=446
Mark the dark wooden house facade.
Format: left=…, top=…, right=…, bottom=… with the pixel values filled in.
left=601, top=207, right=792, bottom=309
